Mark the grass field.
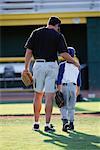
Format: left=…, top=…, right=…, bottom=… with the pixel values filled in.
left=0, top=115, right=100, bottom=150
left=0, top=101, right=100, bottom=150
left=0, top=101, right=100, bottom=115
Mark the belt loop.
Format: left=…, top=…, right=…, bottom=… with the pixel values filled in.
left=73, top=83, right=76, bottom=85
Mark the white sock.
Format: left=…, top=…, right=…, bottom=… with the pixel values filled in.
left=45, top=123, right=50, bottom=127
left=34, top=122, right=39, bottom=125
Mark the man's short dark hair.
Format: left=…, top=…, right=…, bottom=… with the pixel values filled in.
left=48, top=16, right=61, bottom=26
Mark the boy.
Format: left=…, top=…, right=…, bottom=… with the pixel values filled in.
left=57, top=47, right=81, bottom=132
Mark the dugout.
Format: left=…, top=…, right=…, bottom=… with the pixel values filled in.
left=0, top=23, right=88, bottom=90
left=0, top=16, right=100, bottom=90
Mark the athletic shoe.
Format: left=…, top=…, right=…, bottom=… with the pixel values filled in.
left=50, top=124, right=54, bottom=128
left=62, top=122, right=69, bottom=132
left=33, top=124, right=39, bottom=131
left=44, top=125, right=55, bottom=132
left=68, top=122, right=74, bottom=131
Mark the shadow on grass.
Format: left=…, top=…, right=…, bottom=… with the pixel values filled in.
left=38, top=130, right=99, bottom=150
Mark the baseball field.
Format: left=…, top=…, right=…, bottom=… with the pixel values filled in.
left=0, top=101, right=100, bottom=150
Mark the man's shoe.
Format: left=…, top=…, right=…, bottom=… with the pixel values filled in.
left=68, top=122, right=74, bottom=131
left=33, top=124, right=39, bottom=131
left=62, top=122, right=69, bottom=132
left=44, top=125, right=55, bottom=132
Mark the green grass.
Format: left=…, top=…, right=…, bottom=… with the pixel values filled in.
left=0, top=102, right=100, bottom=150
left=0, top=102, right=100, bottom=115
left=75, top=101, right=100, bottom=113
left=0, top=103, right=59, bottom=115
left=0, top=115, right=100, bottom=150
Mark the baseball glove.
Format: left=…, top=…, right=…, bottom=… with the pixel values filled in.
left=21, top=71, right=33, bottom=87
left=55, top=91, right=65, bottom=108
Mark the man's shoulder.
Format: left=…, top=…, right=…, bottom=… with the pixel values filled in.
left=34, top=26, right=45, bottom=32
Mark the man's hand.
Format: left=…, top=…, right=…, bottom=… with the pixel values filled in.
left=60, top=52, right=80, bottom=69
left=74, top=61, right=80, bottom=69
left=21, top=70, right=33, bottom=87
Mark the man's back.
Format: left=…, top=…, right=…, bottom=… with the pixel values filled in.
left=25, top=27, right=67, bottom=61
left=33, top=27, right=59, bottom=59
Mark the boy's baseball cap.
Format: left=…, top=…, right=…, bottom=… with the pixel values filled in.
left=48, top=16, right=61, bottom=26
left=68, top=47, right=76, bottom=57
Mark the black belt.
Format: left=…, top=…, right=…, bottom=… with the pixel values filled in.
left=63, top=83, right=76, bottom=86
left=35, top=59, right=57, bottom=62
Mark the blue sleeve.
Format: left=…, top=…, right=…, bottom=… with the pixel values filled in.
left=77, top=71, right=81, bottom=87
left=56, top=63, right=65, bottom=85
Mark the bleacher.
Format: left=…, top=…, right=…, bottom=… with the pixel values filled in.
left=0, top=0, right=100, bottom=14
left=0, top=57, right=34, bottom=89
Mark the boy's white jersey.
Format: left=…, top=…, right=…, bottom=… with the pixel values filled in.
left=62, top=62, right=79, bottom=84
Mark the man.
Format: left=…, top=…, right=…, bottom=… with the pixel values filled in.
left=57, top=47, right=81, bottom=132
left=23, top=16, right=80, bottom=132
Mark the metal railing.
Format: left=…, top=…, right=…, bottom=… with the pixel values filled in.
left=0, top=0, right=100, bottom=14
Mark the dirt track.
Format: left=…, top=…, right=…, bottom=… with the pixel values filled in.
left=0, top=113, right=100, bottom=119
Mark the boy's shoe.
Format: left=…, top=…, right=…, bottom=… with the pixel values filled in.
left=33, top=124, right=39, bottom=131
left=44, top=125, right=55, bottom=132
left=68, top=122, right=74, bottom=131
left=62, top=122, right=69, bottom=132
left=62, top=119, right=69, bottom=132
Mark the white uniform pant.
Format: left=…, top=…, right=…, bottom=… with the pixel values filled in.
left=60, top=82, right=77, bottom=122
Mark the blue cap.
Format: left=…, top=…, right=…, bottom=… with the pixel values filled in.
left=68, top=47, right=75, bottom=57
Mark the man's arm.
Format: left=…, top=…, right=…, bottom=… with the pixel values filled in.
left=60, top=52, right=80, bottom=68
left=24, top=49, right=33, bottom=72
